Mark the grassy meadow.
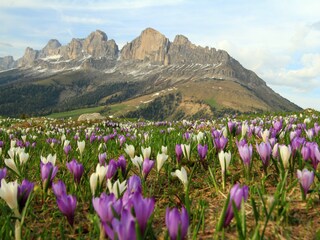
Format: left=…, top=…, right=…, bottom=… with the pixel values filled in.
left=0, top=110, right=320, bottom=239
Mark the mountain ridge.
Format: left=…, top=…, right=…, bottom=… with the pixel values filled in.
left=0, top=28, right=301, bottom=118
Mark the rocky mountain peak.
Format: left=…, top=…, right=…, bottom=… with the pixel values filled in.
left=86, top=30, right=108, bottom=42
left=121, top=27, right=170, bottom=63
left=44, top=39, right=61, bottom=50
left=83, top=30, right=118, bottom=59
left=40, top=39, right=61, bottom=57
left=18, top=47, right=39, bottom=67
left=173, top=34, right=191, bottom=46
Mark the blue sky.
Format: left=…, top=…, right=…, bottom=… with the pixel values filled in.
left=1, top=0, right=320, bottom=110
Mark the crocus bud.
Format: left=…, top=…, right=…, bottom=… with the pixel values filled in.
left=156, top=152, right=168, bottom=172
left=197, top=144, right=208, bottom=161
left=224, top=183, right=249, bottom=227
left=66, top=159, right=84, bottom=184
left=142, top=158, right=154, bottom=180
left=218, top=150, right=231, bottom=173
left=279, top=145, right=291, bottom=169
left=166, top=206, right=189, bottom=240
left=238, top=144, right=253, bottom=166
left=297, top=169, right=314, bottom=196
left=141, top=146, right=151, bottom=160
left=175, top=144, right=183, bottom=163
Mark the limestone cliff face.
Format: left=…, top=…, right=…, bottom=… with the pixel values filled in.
left=168, top=34, right=230, bottom=65
left=120, top=28, right=230, bottom=66
left=18, top=47, right=39, bottom=67
left=40, top=39, right=61, bottom=57
left=121, top=28, right=170, bottom=64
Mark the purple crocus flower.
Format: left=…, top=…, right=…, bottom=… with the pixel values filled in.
left=308, top=142, right=320, bottom=169
left=0, top=167, right=7, bottom=186
left=224, top=183, right=249, bottom=227
left=214, top=136, right=228, bottom=152
left=314, top=123, right=320, bottom=135
left=238, top=144, right=253, bottom=166
left=0, top=140, right=3, bottom=148
left=127, top=175, right=142, bottom=194
left=183, top=132, right=190, bottom=140
left=117, top=155, right=127, bottom=174
left=175, top=144, right=183, bottom=163
left=90, top=134, right=97, bottom=143
left=56, top=193, right=77, bottom=226
left=211, top=129, right=221, bottom=139
left=98, top=152, right=107, bottom=166
left=119, top=135, right=126, bottom=146
left=40, top=162, right=58, bottom=188
left=142, top=158, right=155, bottom=180
left=297, top=169, right=314, bottom=196
left=106, top=159, right=118, bottom=179
left=92, top=192, right=122, bottom=224
left=291, top=137, right=305, bottom=159
left=18, top=179, right=34, bottom=211
left=301, top=144, right=311, bottom=161
left=256, top=142, right=272, bottom=169
left=64, top=145, right=71, bottom=156
left=197, top=144, right=208, bottom=161
left=165, top=206, right=189, bottom=240
left=236, top=139, right=247, bottom=147
left=131, top=192, right=155, bottom=234
left=105, top=209, right=136, bottom=240
left=273, top=120, right=283, bottom=133
left=66, top=159, right=84, bottom=184
left=52, top=180, right=67, bottom=198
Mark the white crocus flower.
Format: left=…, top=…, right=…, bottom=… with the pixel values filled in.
left=197, top=132, right=204, bottom=142
left=21, top=135, right=27, bottom=143
left=90, top=173, right=98, bottom=196
left=63, top=139, right=70, bottom=148
left=181, top=144, right=190, bottom=160
left=161, top=146, right=168, bottom=155
left=40, top=153, right=56, bottom=165
left=261, top=129, right=270, bottom=143
left=241, top=122, right=248, bottom=139
left=156, top=152, right=169, bottom=172
left=10, top=140, right=16, bottom=149
left=107, top=179, right=127, bottom=198
left=19, top=152, right=29, bottom=165
left=8, top=149, right=15, bottom=160
left=279, top=145, right=291, bottom=169
left=4, top=158, right=19, bottom=174
left=141, top=146, right=151, bottom=160
left=77, top=140, right=85, bottom=156
left=131, top=155, right=143, bottom=169
left=61, top=135, right=66, bottom=145
left=218, top=150, right=231, bottom=173
left=0, top=179, right=19, bottom=216
left=304, top=117, right=311, bottom=124
left=96, top=164, right=107, bottom=185
left=222, top=127, right=228, bottom=138
left=124, top=144, right=135, bottom=159
left=171, top=167, right=188, bottom=190
left=279, top=131, right=285, bottom=139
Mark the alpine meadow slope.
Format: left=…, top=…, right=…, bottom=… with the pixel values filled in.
left=0, top=28, right=301, bottom=119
